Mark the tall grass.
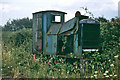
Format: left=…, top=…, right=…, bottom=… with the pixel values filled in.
left=2, top=20, right=120, bottom=79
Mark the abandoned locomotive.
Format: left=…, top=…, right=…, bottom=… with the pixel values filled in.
left=32, top=10, right=100, bottom=56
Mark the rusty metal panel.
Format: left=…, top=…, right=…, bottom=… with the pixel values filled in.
left=46, top=35, right=57, bottom=55
left=32, top=10, right=67, bottom=54
left=79, top=18, right=99, bottom=24
left=46, top=12, right=65, bottom=32
left=74, top=34, right=82, bottom=56
left=79, top=19, right=100, bottom=49
left=82, top=24, right=100, bottom=48
left=42, top=13, right=47, bottom=53
left=60, top=18, right=79, bottom=35
left=59, top=17, right=77, bottom=34
left=32, top=10, right=101, bottom=56
left=36, top=13, right=42, bottom=51
left=74, top=34, right=78, bottom=56
left=47, top=24, right=62, bottom=35
left=32, top=14, right=36, bottom=53
left=32, top=13, right=42, bottom=53
left=59, top=29, right=75, bottom=35
left=33, top=10, right=67, bottom=15
left=41, top=11, right=66, bottom=54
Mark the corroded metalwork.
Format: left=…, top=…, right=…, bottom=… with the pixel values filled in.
left=32, top=10, right=100, bottom=56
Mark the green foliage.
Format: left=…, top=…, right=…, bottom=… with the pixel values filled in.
left=96, top=16, right=108, bottom=23
left=100, top=17, right=120, bottom=55
left=2, top=17, right=120, bottom=78
left=2, top=29, right=32, bottom=47
left=2, top=17, right=32, bottom=31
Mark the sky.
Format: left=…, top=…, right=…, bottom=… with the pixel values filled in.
left=0, top=0, right=120, bottom=26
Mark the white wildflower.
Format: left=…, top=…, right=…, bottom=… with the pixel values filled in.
left=67, top=71, right=69, bottom=74
left=91, top=76, right=93, bottom=78
left=95, top=71, right=98, bottom=74
left=110, top=64, right=114, bottom=67
left=105, top=71, right=108, bottom=73
left=94, top=75, right=97, bottom=77
left=114, top=55, right=118, bottom=58
left=59, top=59, right=61, bottom=62
left=86, top=76, right=88, bottom=78
left=109, top=75, right=112, bottom=77
left=76, top=66, right=77, bottom=68
left=74, top=56, right=77, bottom=58
left=103, top=73, right=107, bottom=75
left=105, top=75, right=109, bottom=77
left=114, top=75, right=117, bottom=77
left=50, top=70, right=52, bottom=73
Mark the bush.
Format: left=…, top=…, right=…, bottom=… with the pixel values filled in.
left=2, top=17, right=120, bottom=78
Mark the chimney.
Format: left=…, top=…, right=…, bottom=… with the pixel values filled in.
left=75, top=11, right=81, bottom=17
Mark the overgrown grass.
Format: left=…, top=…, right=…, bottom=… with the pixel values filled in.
left=2, top=19, right=120, bottom=79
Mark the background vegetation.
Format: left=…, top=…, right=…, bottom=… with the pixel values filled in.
left=1, top=16, right=120, bottom=79
left=2, top=17, right=32, bottom=31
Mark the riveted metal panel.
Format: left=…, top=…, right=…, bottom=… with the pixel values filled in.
left=32, top=14, right=36, bottom=53
left=74, top=34, right=79, bottom=55
left=74, top=32, right=82, bottom=56
left=37, top=13, right=42, bottom=52
left=33, top=10, right=67, bottom=14
left=42, top=13, right=47, bottom=53
left=47, top=24, right=62, bottom=35
left=32, top=13, right=42, bottom=53
left=33, top=10, right=66, bottom=54
left=46, top=12, right=65, bottom=32
left=59, top=17, right=77, bottom=34
left=79, top=18, right=99, bottom=24
left=78, top=21, right=100, bottom=49
left=46, top=35, right=57, bottom=55
left=32, top=10, right=100, bottom=56
left=82, top=24, right=100, bottom=48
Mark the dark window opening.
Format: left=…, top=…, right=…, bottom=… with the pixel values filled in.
left=51, top=15, right=61, bottom=22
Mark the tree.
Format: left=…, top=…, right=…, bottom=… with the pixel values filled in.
left=2, top=17, right=32, bottom=31
left=95, top=16, right=108, bottom=23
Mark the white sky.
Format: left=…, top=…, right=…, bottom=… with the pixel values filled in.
left=0, top=0, right=120, bottom=26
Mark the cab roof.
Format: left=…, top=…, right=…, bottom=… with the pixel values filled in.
left=33, top=10, right=67, bottom=14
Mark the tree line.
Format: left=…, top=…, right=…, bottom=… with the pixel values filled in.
left=2, top=17, right=32, bottom=31
left=2, top=16, right=119, bottom=31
